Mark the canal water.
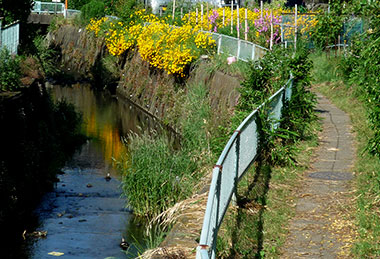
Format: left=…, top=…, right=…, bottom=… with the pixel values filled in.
left=27, top=83, right=161, bottom=258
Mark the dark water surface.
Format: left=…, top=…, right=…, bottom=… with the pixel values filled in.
left=27, top=83, right=161, bottom=258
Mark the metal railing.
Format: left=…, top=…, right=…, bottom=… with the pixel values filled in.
left=66, top=9, right=81, bottom=18
left=196, top=77, right=293, bottom=259
left=0, top=20, right=20, bottom=55
left=32, top=1, right=65, bottom=14
left=210, top=32, right=268, bottom=61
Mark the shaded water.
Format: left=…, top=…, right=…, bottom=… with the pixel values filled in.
left=27, top=83, right=163, bottom=258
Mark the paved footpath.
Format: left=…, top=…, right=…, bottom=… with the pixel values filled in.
left=281, top=92, right=356, bottom=258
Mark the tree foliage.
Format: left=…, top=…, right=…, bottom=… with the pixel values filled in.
left=0, top=0, right=33, bottom=24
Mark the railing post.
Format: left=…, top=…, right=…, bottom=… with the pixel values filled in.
left=294, top=4, right=297, bottom=51
left=0, top=17, right=2, bottom=49
left=217, top=35, right=222, bottom=55
left=232, top=131, right=241, bottom=206
left=237, top=39, right=241, bottom=60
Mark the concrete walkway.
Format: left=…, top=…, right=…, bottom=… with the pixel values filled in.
left=281, top=92, right=356, bottom=258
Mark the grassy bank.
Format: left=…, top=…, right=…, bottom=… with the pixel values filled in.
left=118, top=81, right=216, bottom=219
left=312, top=52, right=380, bottom=257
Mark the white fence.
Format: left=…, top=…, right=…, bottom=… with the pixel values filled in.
left=32, top=1, right=65, bottom=14
left=196, top=77, right=293, bottom=259
left=210, top=32, right=268, bottom=61
left=0, top=19, right=20, bottom=55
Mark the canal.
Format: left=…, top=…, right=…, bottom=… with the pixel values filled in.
left=27, top=83, right=162, bottom=258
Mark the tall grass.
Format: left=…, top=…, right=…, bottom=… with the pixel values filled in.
left=118, top=82, right=213, bottom=219
left=311, top=50, right=343, bottom=84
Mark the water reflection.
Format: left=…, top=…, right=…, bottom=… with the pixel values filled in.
left=50, top=83, right=160, bottom=172
left=26, top=83, right=166, bottom=258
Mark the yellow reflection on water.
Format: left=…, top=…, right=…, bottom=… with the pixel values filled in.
left=83, top=102, right=126, bottom=168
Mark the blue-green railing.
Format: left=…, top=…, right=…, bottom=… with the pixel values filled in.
left=196, top=77, right=293, bottom=259
left=0, top=19, right=20, bottom=54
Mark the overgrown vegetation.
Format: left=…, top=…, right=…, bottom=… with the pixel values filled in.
left=80, top=0, right=106, bottom=23
left=0, top=49, right=21, bottom=91
left=311, top=1, right=344, bottom=49
left=118, top=82, right=213, bottom=219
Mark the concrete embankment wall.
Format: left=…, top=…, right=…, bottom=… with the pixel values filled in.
left=48, top=24, right=242, bottom=127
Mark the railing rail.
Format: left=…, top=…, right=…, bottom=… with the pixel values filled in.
left=32, top=1, right=65, bottom=14
left=196, top=76, right=293, bottom=259
left=209, top=32, right=268, bottom=61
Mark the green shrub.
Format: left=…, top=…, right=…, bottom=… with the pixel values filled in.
left=344, top=1, right=380, bottom=158
left=115, top=0, right=139, bottom=23
left=0, top=48, right=21, bottom=92
left=80, top=0, right=106, bottom=23
left=311, top=1, right=344, bottom=50
left=68, top=0, right=90, bottom=10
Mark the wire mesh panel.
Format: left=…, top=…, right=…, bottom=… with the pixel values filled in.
left=218, top=139, right=238, bottom=222
left=66, top=9, right=81, bottom=18
left=32, top=1, right=65, bottom=13
left=197, top=78, right=293, bottom=259
left=1, top=23, right=19, bottom=54
left=237, top=116, right=259, bottom=178
left=210, top=32, right=267, bottom=61
left=239, top=40, right=253, bottom=61
left=268, top=89, right=284, bottom=130
left=255, top=46, right=266, bottom=60
left=342, top=17, right=363, bottom=44
left=220, top=35, right=238, bottom=56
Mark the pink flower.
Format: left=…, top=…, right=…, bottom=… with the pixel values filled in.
left=227, top=56, right=237, bottom=64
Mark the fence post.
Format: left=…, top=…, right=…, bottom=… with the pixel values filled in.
left=196, top=8, right=198, bottom=25
left=201, top=3, right=204, bottom=28
left=231, top=1, right=233, bottom=34
left=172, top=0, right=176, bottom=21
left=338, top=35, right=341, bottom=54
left=223, top=8, right=225, bottom=26
left=251, top=44, right=256, bottom=60
left=270, top=9, right=273, bottom=50
left=245, top=8, right=248, bottom=41
left=217, top=35, right=222, bottom=54
left=237, top=3, right=240, bottom=39
left=294, top=4, right=297, bottom=51
left=0, top=18, right=2, bottom=49
left=237, top=39, right=241, bottom=60
left=206, top=2, right=209, bottom=29
left=260, top=1, right=263, bottom=19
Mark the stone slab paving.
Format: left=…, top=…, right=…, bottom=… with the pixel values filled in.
left=281, top=93, right=356, bottom=258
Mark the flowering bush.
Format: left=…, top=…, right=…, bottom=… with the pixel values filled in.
left=87, top=9, right=215, bottom=77
left=138, top=23, right=215, bottom=76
